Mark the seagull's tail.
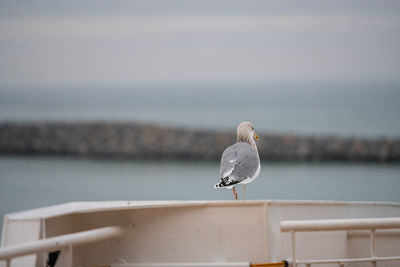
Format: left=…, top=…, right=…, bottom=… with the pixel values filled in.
left=214, top=177, right=238, bottom=189
left=214, top=176, right=229, bottom=188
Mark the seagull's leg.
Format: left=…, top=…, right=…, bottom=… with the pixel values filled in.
left=232, top=186, right=238, bottom=200
left=243, top=184, right=246, bottom=200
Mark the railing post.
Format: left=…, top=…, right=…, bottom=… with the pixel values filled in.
left=69, top=244, right=73, bottom=267
left=291, top=231, right=296, bottom=267
left=370, top=229, right=376, bottom=267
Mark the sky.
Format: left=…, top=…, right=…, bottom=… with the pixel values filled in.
left=1, top=0, right=400, bottom=87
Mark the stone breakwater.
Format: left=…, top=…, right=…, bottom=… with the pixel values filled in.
left=0, top=122, right=399, bottom=162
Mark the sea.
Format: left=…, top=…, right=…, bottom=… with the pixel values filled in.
left=0, top=80, right=400, bottom=234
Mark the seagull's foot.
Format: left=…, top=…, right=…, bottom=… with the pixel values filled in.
left=232, top=186, right=238, bottom=200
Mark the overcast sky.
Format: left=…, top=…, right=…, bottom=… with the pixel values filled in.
left=1, top=1, right=400, bottom=87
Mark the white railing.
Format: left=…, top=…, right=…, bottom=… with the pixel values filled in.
left=280, top=217, right=400, bottom=267
left=0, top=226, right=123, bottom=267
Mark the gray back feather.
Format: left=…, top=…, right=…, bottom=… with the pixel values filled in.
left=219, top=142, right=259, bottom=183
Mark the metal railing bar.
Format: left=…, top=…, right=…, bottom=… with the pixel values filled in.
left=280, top=217, right=400, bottom=267
left=280, top=217, right=400, bottom=232
left=0, top=226, right=123, bottom=261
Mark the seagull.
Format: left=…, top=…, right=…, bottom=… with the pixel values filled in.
left=214, top=122, right=261, bottom=200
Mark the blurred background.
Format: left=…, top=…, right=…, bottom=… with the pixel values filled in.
left=1, top=0, right=400, bottom=233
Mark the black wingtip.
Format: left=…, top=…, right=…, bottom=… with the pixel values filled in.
left=214, top=177, right=240, bottom=188
left=214, top=182, right=223, bottom=188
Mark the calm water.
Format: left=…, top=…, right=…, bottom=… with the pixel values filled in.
left=1, top=156, right=400, bottom=235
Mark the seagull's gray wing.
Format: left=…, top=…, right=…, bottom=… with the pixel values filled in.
left=218, top=142, right=259, bottom=186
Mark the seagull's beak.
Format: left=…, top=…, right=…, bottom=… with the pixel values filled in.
left=254, top=132, right=259, bottom=141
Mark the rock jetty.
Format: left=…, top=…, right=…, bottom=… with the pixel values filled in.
left=1, top=122, right=399, bottom=162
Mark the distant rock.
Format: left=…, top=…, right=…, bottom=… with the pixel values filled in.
left=0, top=122, right=399, bottom=162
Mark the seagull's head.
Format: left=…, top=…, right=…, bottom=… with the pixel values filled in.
left=237, top=121, right=259, bottom=144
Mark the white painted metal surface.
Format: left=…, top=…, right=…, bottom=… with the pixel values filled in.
left=280, top=217, right=400, bottom=267
left=1, top=200, right=400, bottom=267
left=3, top=201, right=209, bottom=220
